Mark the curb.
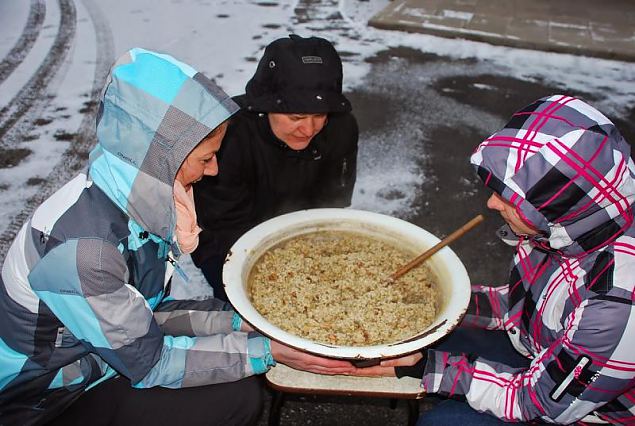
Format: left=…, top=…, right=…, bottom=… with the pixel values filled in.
left=368, top=1, right=635, bottom=63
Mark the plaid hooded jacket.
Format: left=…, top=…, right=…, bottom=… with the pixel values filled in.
left=0, top=49, right=274, bottom=425
left=422, top=95, right=635, bottom=424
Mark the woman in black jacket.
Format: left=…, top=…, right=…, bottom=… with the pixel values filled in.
left=192, top=35, right=359, bottom=301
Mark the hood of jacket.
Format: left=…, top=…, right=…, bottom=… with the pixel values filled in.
left=471, top=95, right=635, bottom=256
left=88, top=48, right=238, bottom=242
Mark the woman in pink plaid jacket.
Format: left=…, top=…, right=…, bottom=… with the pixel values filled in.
left=355, top=95, right=635, bottom=425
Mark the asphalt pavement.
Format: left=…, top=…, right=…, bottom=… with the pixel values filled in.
left=369, top=0, right=635, bottom=61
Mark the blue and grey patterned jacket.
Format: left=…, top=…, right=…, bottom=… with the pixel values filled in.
left=423, top=95, right=635, bottom=424
left=0, top=48, right=274, bottom=425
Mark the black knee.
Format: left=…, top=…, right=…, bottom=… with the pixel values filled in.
left=227, top=376, right=264, bottom=426
left=200, top=255, right=228, bottom=301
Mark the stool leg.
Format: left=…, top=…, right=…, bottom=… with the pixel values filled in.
left=389, top=398, right=398, bottom=409
left=407, top=399, right=420, bottom=426
left=268, top=390, right=285, bottom=426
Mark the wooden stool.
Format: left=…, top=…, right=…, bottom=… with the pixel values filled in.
left=265, top=364, right=425, bottom=426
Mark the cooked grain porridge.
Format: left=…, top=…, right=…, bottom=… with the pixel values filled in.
left=248, top=231, right=438, bottom=346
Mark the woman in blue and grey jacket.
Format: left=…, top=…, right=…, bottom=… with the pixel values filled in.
left=0, top=48, right=353, bottom=426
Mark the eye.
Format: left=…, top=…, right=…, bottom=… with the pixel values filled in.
left=202, top=154, right=215, bottom=164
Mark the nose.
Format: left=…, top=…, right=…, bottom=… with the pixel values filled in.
left=487, top=193, right=504, bottom=211
left=204, top=156, right=218, bottom=177
left=298, top=118, right=317, bottom=137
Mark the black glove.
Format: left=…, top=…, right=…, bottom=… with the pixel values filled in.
left=394, top=351, right=427, bottom=379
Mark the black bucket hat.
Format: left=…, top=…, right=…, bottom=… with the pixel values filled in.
left=243, top=34, right=352, bottom=114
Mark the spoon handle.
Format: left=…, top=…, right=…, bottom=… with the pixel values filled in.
left=390, top=214, right=485, bottom=281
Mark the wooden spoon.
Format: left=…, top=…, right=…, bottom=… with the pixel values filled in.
left=389, top=214, right=485, bottom=281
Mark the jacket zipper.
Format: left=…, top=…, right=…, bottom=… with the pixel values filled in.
left=167, top=254, right=190, bottom=283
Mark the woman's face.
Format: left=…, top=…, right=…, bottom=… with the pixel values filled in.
left=486, top=192, right=538, bottom=236
left=268, top=113, right=328, bottom=151
left=175, top=122, right=228, bottom=189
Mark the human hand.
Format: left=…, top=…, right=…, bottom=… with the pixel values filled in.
left=270, top=341, right=355, bottom=375
left=347, top=352, right=425, bottom=378
left=346, top=364, right=396, bottom=377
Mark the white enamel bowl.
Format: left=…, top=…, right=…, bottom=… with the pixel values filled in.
left=223, top=208, right=471, bottom=360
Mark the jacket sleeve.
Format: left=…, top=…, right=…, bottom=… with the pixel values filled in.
left=460, top=284, right=510, bottom=330
left=421, top=292, right=635, bottom=423
left=153, top=298, right=235, bottom=336
left=29, top=238, right=274, bottom=388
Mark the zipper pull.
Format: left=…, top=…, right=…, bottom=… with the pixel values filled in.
left=167, top=255, right=190, bottom=283
left=340, top=158, right=347, bottom=187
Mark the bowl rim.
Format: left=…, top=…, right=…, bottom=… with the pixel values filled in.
left=223, top=208, right=471, bottom=359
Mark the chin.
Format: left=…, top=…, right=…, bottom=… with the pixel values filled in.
left=286, top=140, right=311, bottom=151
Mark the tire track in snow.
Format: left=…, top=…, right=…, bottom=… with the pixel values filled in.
left=0, top=0, right=76, bottom=145
left=0, top=0, right=46, bottom=85
left=0, top=0, right=114, bottom=262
